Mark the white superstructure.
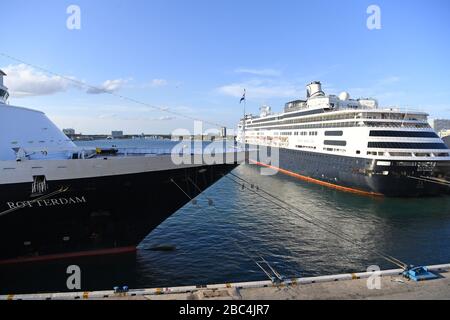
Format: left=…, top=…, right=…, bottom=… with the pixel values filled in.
left=0, top=70, right=80, bottom=161
left=238, top=81, right=450, bottom=162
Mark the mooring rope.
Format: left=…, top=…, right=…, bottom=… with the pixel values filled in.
left=407, top=175, right=450, bottom=187
left=225, top=172, right=409, bottom=270
left=170, top=178, right=287, bottom=283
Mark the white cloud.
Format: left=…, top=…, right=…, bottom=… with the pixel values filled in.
left=217, top=74, right=404, bottom=102
left=156, top=116, right=176, bottom=121
left=217, top=79, right=298, bottom=99
left=97, top=114, right=176, bottom=122
left=234, top=68, right=281, bottom=77
left=346, top=76, right=404, bottom=100
left=148, top=79, right=168, bottom=87
left=2, top=64, right=77, bottom=97
left=97, top=113, right=118, bottom=119
left=86, top=79, right=128, bottom=94
left=2, top=64, right=129, bottom=97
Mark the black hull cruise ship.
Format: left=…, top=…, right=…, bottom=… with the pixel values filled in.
left=238, top=81, right=450, bottom=197
left=0, top=70, right=241, bottom=264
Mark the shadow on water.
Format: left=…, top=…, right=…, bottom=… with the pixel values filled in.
left=1, top=160, right=450, bottom=294
left=0, top=253, right=139, bottom=294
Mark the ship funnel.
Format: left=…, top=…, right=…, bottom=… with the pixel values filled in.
left=306, top=81, right=325, bottom=99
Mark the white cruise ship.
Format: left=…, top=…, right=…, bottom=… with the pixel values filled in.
left=237, top=81, right=450, bottom=197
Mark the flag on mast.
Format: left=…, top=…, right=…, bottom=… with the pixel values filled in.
left=240, top=89, right=246, bottom=103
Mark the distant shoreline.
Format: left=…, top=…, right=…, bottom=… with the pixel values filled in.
left=67, top=134, right=236, bottom=142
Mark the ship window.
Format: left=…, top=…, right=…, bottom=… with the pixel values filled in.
left=368, top=142, right=448, bottom=149
left=415, top=153, right=431, bottom=157
left=369, top=131, right=438, bottom=138
left=325, top=131, right=343, bottom=136
left=397, top=161, right=416, bottom=166
left=389, top=152, right=412, bottom=157
left=356, top=150, right=361, bottom=154
left=324, top=140, right=347, bottom=146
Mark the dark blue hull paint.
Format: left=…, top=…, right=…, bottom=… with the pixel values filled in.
left=0, top=162, right=238, bottom=262
left=252, top=146, right=450, bottom=197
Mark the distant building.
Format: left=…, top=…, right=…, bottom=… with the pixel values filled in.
left=111, top=131, right=124, bottom=138
left=439, top=129, right=450, bottom=138
left=221, top=127, right=227, bottom=137
left=63, top=128, right=75, bottom=135
left=433, top=119, right=450, bottom=134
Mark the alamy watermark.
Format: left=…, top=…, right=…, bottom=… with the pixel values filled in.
left=170, top=121, right=279, bottom=176
left=366, top=265, right=382, bottom=290
left=367, top=5, right=382, bottom=30
left=66, top=265, right=81, bottom=290
left=66, top=5, right=81, bottom=30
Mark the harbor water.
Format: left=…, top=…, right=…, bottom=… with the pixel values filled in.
left=1, top=139, right=450, bottom=294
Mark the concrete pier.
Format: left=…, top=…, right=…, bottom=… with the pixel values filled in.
left=2, top=264, right=450, bottom=300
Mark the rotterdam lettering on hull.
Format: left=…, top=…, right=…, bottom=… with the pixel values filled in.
left=6, top=196, right=87, bottom=210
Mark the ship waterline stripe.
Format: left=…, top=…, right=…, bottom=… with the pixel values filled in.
left=250, top=160, right=383, bottom=197
left=0, top=246, right=137, bottom=266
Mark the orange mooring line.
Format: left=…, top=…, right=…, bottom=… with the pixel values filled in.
left=250, top=160, right=383, bottom=197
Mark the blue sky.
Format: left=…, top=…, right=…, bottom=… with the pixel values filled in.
left=1, top=0, right=449, bottom=134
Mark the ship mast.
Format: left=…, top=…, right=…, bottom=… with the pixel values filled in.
left=240, top=89, right=246, bottom=145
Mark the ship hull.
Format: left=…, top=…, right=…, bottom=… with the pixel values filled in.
left=250, top=146, right=450, bottom=197
left=0, top=163, right=238, bottom=264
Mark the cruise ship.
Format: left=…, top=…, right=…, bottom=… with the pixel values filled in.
left=237, top=81, right=450, bottom=197
left=0, top=70, right=241, bottom=264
